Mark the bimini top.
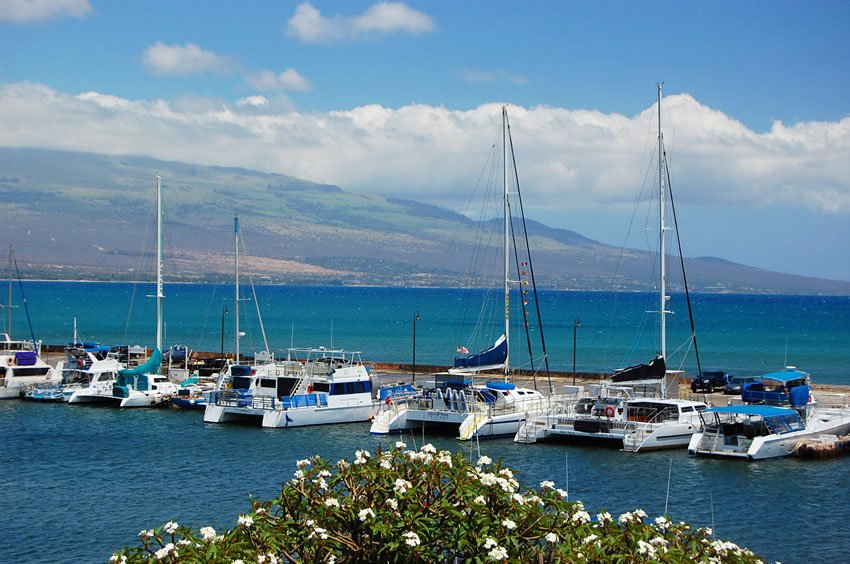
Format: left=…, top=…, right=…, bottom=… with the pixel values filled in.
left=704, top=405, right=798, bottom=417
left=759, top=369, right=810, bottom=383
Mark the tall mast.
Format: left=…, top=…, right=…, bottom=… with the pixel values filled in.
left=657, top=83, right=667, bottom=362
left=6, top=245, right=12, bottom=336
left=502, top=106, right=510, bottom=377
left=155, top=175, right=163, bottom=354
left=234, top=214, right=240, bottom=363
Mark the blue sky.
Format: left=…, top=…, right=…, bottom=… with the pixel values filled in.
left=2, top=1, right=849, bottom=281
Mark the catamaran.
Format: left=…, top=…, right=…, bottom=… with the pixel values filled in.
left=370, top=106, right=552, bottom=441
left=515, top=84, right=709, bottom=450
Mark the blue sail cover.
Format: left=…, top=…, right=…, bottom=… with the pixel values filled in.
left=453, top=335, right=507, bottom=371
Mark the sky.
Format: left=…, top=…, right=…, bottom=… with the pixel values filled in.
left=1, top=0, right=849, bottom=281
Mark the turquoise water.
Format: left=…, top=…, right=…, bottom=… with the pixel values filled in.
left=2, top=283, right=850, bottom=562
left=13, top=282, right=850, bottom=383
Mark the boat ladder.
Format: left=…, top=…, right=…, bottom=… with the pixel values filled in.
left=698, top=428, right=722, bottom=453
left=514, top=418, right=545, bottom=444
left=459, top=412, right=489, bottom=441
left=622, top=425, right=651, bottom=453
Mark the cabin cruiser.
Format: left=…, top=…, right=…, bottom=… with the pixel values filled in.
left=27, top=341, right=118, bottom=402
left=0, top=333, right=58, bottom=399
left=688, top=368, right=850, bottom=460
left=204, top=347, right=376, bottom=428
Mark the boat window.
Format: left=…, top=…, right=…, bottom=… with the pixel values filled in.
left=311, top=382, right=330, bottom=393
left=681, top=406, right=694, bottom=413
left=260, top=378, right=276, bottom=389
left=354, top=381, right=366, bottom=394
left=231, top=376, right=252, bottom=390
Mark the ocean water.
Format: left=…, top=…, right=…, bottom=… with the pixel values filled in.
left=11, top=282, right=850, bottom=384
left=2, top=283, right=850, bottom=563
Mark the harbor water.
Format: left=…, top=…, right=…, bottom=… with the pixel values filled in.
left=2, top=282, right=850, bottom=562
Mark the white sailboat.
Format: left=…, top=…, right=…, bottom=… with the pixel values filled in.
left=516, top=84, right=708, bottom=449
left=112, top=176, right=179, bottom=408
left=0, top=245, right=58, bottom=399
left=370, top=106, right=551, bottom=440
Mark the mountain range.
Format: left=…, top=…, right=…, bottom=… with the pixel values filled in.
left=2, top=147, right=848, bottom=295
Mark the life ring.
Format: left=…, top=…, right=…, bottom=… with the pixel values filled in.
left=604, top=405, right=616, bottom=418
left=307, top=385, right=313, bottom=394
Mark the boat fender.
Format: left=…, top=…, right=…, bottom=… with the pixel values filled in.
left=307, top=385, right=313, bottom=394
left=7, top=357, right=14, bottom=366
left=605, top=405, right=615, bottom=418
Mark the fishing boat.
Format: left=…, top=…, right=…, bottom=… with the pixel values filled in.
left=0, top=246, right=58, bottom=399
left=64, top=343, right=124, bottom=404
left=516, top=84, right=709, bottom=450
left=688, top=368, right=850, bottom=460
left=204, top=347, right=376, bottom=427
left=370, top=107, right=552, bottom=440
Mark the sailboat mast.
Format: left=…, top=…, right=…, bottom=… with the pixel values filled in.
left=155, top=175, right=163, bottom=354
left=6, top=245, right=12, bottom=336
left=234, top=214, right=241, bottom=363
left=657, top=83, right=667, bottom=362
left=502, top=106, right=510, bottom=377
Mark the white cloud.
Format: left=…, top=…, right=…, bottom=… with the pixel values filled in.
left=1, top=81, right=849, bottom=222
left=236, top=96, right=270, bottom=108
left=286, top=1, right=435, bottom=44
left=0, top=0, right=90, bottom=23
left=247, top=68, right=312, bottom=92
left=142, top=42, right=234, bottom=76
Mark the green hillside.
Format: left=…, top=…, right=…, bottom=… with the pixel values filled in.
left=1, top=147, right=848, bottom=295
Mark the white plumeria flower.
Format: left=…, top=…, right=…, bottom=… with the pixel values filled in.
left=237, top=515, right=254, bottom=528
left=380, top=459, right=393, bottom=470
left=477, top=455, right=492, bottom=466
left=502, top=518, right=516, bottom=530
left=571, top=510, right=591, bottom=524
left=358, top=508, right=375, bottom=521
left=395, top=441, right=407, bottom=449
left=200, top=526, right=217, bottom=542
left=555, top=488, right=568, bottom=499
left=154, top=543, right=176, bottom=560
left=403, top=531, right=421, bottom=547
left=138, top=529, right=154, bottom=540
left=354, top=449, right=371, bottom=464
left=487, top=545, right=508, bottom=561
left=511, top=493, right=525, bottom=505
left=296, top=459, right=311, bottom=469
left=109, top=555, right=127, bottom=564
left=597, top=511, right=612, bottom=524
left=484, top=538, right=498, bottom=549
left=420, top=443, right=436, bottom=453
left=473, top=495, right=487, bottom=505
left=498, top=468, right=513, bottom=479
left=163, top=521, right=178, bottom=534
left=324, top=497, right=340, bottom=508
left=545, top=532, right=558, bottom=543
left=583, top=534, right=599, bottom=545
left=393, top=478, right=412, bottom=495
left=386, top=498, right=398, bottom=511
left=539, top=480, right=555, bottom=490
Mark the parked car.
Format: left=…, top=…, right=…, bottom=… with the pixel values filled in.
left=723, top=376, right=758, bottom=395
left=690, top=371, right=731, bottom=393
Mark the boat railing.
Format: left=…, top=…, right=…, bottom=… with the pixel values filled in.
left=815, top=393, right=850, bottom=409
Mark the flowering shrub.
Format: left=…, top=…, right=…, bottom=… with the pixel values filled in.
left=113, top=444, right=761, bottom=563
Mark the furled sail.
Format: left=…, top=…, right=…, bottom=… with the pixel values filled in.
left=451, top=334, right=507, bottom=372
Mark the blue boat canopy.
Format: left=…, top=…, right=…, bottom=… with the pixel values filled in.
left=485, top=381, right=516, bottom=391
left=705, top=405, right=798, bottom=417
left=758, top=369, right=810, bottom=383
